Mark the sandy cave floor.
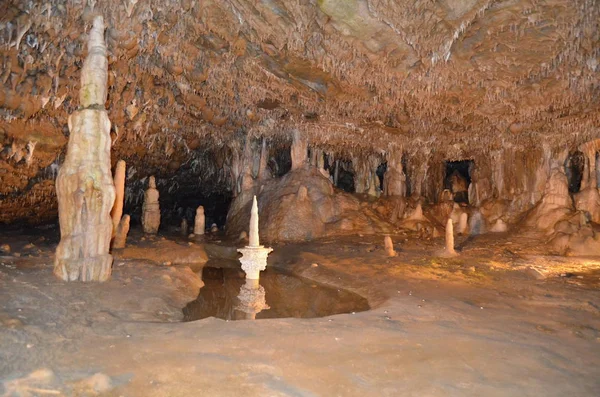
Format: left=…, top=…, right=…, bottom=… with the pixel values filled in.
left=1, top=226, right=600, bottom=396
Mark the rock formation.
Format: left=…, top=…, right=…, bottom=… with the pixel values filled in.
left=290, top=130, right=308, bottom=171
left=54, top=16, right=115, bottom=282
left=227, top=168, right=392, bottom=242
left=457, top=212, right=468, bottom=235
left=524, top=167, right=573, bottom=233
left=180, top=218, right=189, bottom=236
left=384, top=235, right=397, bottom=257
left=237, top=196, right=273, bottom=280
left=194, top=206, right=205, bottom=235
left=111, top=160, right=126, bottom=235
left=440, top=219, right=457, bottom=257
left=383, top=153, right=406, bottom=197
left=142, top=176, right=160, bottom=234
left=112, top=215, right=130, bottom=249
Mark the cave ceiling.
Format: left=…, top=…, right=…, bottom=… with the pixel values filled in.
left=0, top=0, right=599, bottom=222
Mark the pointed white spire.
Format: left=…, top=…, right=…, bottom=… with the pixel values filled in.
left=249, top=195, right=260, bottom=247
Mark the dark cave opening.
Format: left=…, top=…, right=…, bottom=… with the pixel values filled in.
left=566, top=151, right=585, bottom=194
left=376, top=162, right=387, bottom=190
left=444, top=160, right=473, bottom=204
left=336, top=161, right=355, bottom=193
left=269, top=145, right=292, bottom=177
left=402, top=154, right=411, bottom=197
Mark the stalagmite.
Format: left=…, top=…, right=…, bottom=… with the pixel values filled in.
left=194, top=206, right=205, bottom=235
left=490, top=219, right=508, bottom=232
left=441, top=218, right=458, bottom=257
left=237, top=196, right=273, bottom=280
left=457, top=212, right=468, bottom=234
left=142, top=176, right=160, bottom=234
left=111, top=160, right=126, bottom=235
left=384, top=153, right=406, bottom=197
left=54, top=16, right=115, bottom=282
left=112, top=215, right=130, bottom=249
left=291, top=129, right=308, bottom=170
left=180, top=218, right=189, bottom=236
left=384, top=235, right=397, bottom=257
left=249, top=195, right=260, bottom=247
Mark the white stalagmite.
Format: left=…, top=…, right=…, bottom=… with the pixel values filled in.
left=54, top=16, right=115, bottom=282
left=142, top=176, right=160, bottom=234
left=249, top=195, right=260, bottom=247
left=194, top=206, right=205, bottom=235
left=457, top=212, right=468, bottom=234
left=238, top=195, right=273, bottom=280
left=443, top=218, right=458, bottom=257
left=111, top=159, right=126, bottom=235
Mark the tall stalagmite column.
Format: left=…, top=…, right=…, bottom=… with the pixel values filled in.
left=54, top=16, right=115, bottom=282
left=111, top=159, right=126, bottom=234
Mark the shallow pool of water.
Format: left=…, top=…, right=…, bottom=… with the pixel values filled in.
left=183, top=266, right=370, bottom=321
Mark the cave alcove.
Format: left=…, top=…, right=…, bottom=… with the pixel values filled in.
left=268, top=145, right=292, bottom=178
left=336, top=161, right=356, bottom=193
left=444, top=160, right=473, bottom=204
left=565, top=151, right=585, bottom=194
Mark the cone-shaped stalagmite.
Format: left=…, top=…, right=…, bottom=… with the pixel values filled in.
left=111, top=160, right=126, bottom=235
left=442, top=218, right=458, bottom=257
left=238, top=195, right=272, bottom=280
left=54, top=16, right=115, bottom=282
left=384, top=235, right=397, bottom=257
left=142, top=176, right=160, bottom=234
left=249, top=195, right=260, bottom=247
left=194, top=206, right=205, bottom=235
left=112, top=215, right=130, bottom=249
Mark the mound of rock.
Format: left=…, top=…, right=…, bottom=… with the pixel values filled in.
left=226, top=168, right=392, bottom=242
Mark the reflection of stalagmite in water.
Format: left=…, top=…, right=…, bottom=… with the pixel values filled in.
left=234, top=278, right=270, bottom=320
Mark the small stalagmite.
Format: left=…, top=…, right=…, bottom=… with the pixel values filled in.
left=142, top=176, right=160, bottom=234
left=194, top=206, right=205, bottom=235
left=111, top=159, right=126, bottom=235
left=441, top=218, right=458, bottom=257
left=112, top=215, right=130, bottom=249
left=384, top=235, right=397, bottom=257
left=237, top=196, right=273, bottom=280
left=54, top=16, right=115, bottom=282
left=457, top=212, right=468, bottom=234
left=180, top=218, right=189, bottom=236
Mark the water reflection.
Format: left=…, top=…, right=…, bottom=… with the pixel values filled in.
left=183, top=267, right=369, bottom=321
left=234, top=278, right=269, bottom=320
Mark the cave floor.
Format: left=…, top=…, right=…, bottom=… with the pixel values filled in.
left=1, top=227, right=599, bottom=396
